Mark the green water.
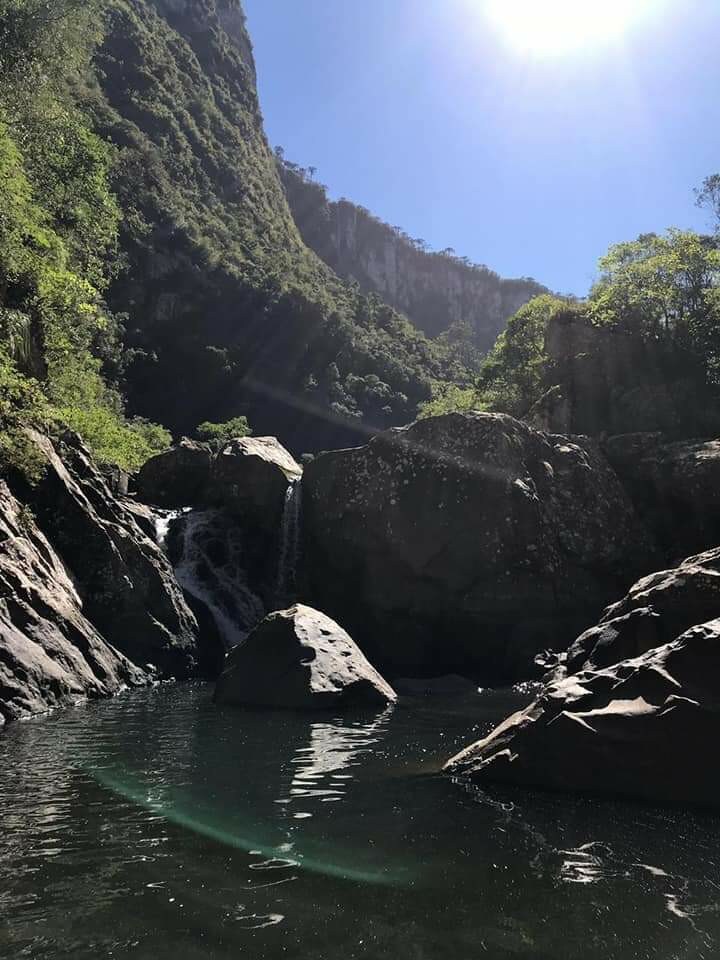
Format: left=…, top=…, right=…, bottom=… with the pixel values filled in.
left=1, top=683, right=719, bottom=959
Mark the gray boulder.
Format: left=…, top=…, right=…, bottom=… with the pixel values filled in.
left=303, top=412, right=653, bottom=683
left=214, top=604, right=397, bottom=709
left=564, top=547, right=720, bottom=674
left=136, top=438, right=213, bottom=508
left=445, top=618, right=720, bottom=810
left=0, top=481, right=147, bottom=725
left=209, top=436, right=302, bottom=534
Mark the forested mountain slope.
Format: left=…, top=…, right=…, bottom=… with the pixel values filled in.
left=279, top=160, right=547, bottom=351
left=85, top=0, right=466, bottom=450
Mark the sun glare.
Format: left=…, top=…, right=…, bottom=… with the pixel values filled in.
left=485, top=0, right=653, bottom=56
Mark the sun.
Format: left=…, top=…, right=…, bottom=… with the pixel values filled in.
left=485, top=0, right=652, bottom=56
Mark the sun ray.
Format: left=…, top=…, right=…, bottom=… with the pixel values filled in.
left=485, top=0, right=654, bottom=56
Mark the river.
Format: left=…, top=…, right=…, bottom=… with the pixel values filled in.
left=1, top=684, right=718, bottom=959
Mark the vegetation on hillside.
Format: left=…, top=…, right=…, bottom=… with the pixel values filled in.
left=2, top=0, right=718, bottom=469
left=82, top=0, right=467, bottom=450
left=0, top=0, right=170, bottom=472
left=427, top=228, right=720, bottom=438
left=278, top=155, right=546, bottom=349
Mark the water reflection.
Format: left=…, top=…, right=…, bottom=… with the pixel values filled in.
left=283, top=709, right=394, bottom=810
left=1, top=684, right=720, bottom=960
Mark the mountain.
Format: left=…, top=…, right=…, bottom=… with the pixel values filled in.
left=278, top=160, right=547, bottom=351
left=84, top=0, right=467, bottom=451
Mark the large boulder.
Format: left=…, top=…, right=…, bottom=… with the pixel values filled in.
left=209, top=436, right=302, bottom=534
left=302, top=412, right=653, bottom=683
left=445, top=618, right=720, bottom=810
left=8, top=431, right=201, bottom=679
left=136, top=439, right=213, bottom=508
left=604, top=433, right=720, bottom=557
left=564, top=547, right=720, bottom=674
left=0, top=481, right=147, bottom=725
left=214, top=604, right=397, bottom=709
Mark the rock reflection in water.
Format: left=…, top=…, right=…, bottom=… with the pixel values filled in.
left=2, top=685, right=720, bottom=960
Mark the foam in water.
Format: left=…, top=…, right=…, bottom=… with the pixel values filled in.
left=156, top=508, right=265, bottom=650
left=276, top=477, right=302, bottom=607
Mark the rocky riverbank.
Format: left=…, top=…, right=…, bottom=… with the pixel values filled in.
left=3, top=410, right=720, bottom=813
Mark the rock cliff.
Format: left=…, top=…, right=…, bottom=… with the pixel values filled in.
left=279, top=162, right=546, bottom=350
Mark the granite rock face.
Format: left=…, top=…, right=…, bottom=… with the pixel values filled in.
left=10, top=431, right=201, bottom=679
left=209, top=436, right=302, bottom=535
left=604, top=433, right=720, bottom=558
left=214, top=604, right=397, bottom=709
left=303, top=412, right=652, bottom=683
left=136, top=439, right=213, bottom=508
left=445, top=618, right=720, bottom=810
left=137, top=435, right=302, bottom=538
left=0, top=481, right=147, bottom=724
left=564, top=547, right=720, bottom=674
left=446, top=549, right=720, bottom=809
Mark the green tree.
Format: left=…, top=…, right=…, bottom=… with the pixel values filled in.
left=196, top=416, right=253, bottom=444
left=590, top=229, right=720, bottom=382
left=477, top=295, right=574, bottom=415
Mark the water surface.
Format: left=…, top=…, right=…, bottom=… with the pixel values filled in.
left=1, top=684, right=719, bottom=959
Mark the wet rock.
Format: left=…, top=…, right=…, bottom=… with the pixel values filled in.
left=303, top=412, right=653, bottom=684
left=445, top=617, right=720, bottom=810
left=9, top=431, right=200, bottom=679
left=137, top=439, right=213, bottom=508
left=214, top=604, right=397, bottom=709
left=209, top=436, right=302, bottom=534
left=0, top=481, right=147, bottom=724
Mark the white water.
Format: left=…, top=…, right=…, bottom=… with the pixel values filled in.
left=155, top=508, right=265, bottom=650
left=276, top=478, right=302, bottom=607
left=153, top=508, right=188, bottom=550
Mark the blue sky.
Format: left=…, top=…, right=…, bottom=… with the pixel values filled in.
left=243, top=0, right=720, bottom=296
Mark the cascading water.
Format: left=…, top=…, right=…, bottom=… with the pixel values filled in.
left=154, top=509, right=265, bottom=651
left=276, top=477, right=302, bottom=607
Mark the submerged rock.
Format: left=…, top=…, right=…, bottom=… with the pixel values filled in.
left=137, top=439, right=213, bottom=508
left=303, top=412, right=652, bottom=683
left=9, top=431, right=201, bottom=679
left=0, top=481, right=147, bottom=724
left=214, top=604, right=397, bottom=709
left=445, top=618, right=720, bottom=810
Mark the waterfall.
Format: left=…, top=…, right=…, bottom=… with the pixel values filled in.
left=155, top=509, right=265, bottom=651
left=153, top=508, right=187, bottom=550
left=275, top=477, right=302, bottom=607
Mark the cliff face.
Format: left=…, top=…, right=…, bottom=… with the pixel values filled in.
left=279, top=163, right=547, bottom=351
left=85, top=0, right=457, bottom=450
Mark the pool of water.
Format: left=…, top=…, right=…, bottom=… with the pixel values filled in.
left=1, top=683, right=719, bottom=959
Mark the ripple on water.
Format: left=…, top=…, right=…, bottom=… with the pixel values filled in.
left=1, top=683, right=720, bottom=960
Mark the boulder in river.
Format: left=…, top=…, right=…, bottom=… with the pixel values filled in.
left=136, top=438, right=213, bottom=508
left=446, top=548, right=720, bottom=809
left=0, top=481, right=147, bottom=724
left=303, top=412, right=653, bottom=683
left=445, top=617, right=720, bottom=810
left=214, top=604, right=397, bottom=709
